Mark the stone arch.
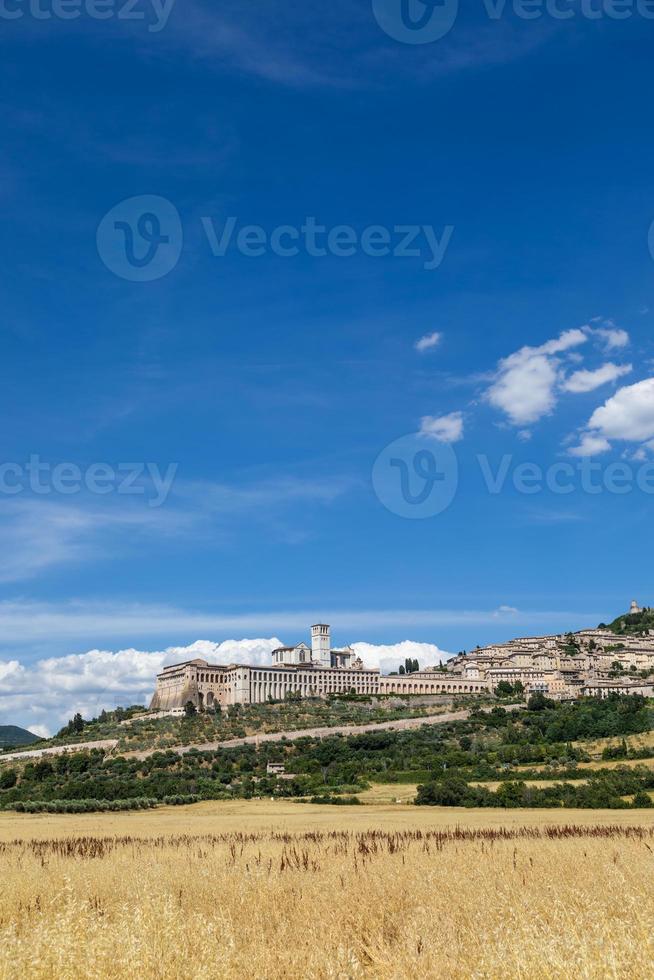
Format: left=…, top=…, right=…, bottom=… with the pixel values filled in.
left=206, top=691, right=215, bottom=709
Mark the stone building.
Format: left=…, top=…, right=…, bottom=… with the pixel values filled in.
left=149, top=624, right=492, bottom=711
left=149, top=603, right=654, bottom=712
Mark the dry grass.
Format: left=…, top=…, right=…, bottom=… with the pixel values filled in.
left=1, top=802, right=654, bottom=978
left=355, top=782, right=418, bottom=803
left=573, top=730, right=654, bottom=755
left=576, top=757, right=654, bottom=771
left=469, top=778, right=589, bottom=791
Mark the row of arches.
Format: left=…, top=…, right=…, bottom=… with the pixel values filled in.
left=379, top=681, right=487, bottom=695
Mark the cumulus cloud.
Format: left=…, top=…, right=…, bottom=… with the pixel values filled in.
left=486, top=328, right=587, bottom=426
left=414, top=331, right=442, bottom=353
left=561, top=362, right=632, bottom=394
left=0, top=636, right=457, bottom=736
left=0, top=638, right=284, bottom=737
left=592, top=323, right=630, bottom=351
left=586, top=378, right=654, bottom=442
left=419, top=411, right=464, bottom=442
left=568, top=433, right=612, bottom=457
left=568, top=377, right=654, bottom=456
left=350, top=640, right=453, bottom=675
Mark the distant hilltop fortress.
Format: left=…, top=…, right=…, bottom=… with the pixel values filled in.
left=149, top=604, right=654, bottom=712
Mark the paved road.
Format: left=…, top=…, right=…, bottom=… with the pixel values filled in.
left=2, top=704, right=524, bottom=764
left=127, top=705, right=520, bottom=760
left=0, top=738, right=119, bottom=762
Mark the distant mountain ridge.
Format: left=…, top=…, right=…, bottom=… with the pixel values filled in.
left=0, top=725, right=40, bottom=748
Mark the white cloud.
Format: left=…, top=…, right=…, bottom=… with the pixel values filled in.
left=165, top=638, right=282, bottom=668
left=586, top=377, right=654, bottom=442
left=625, top=447, right=648, bottom=462
left=0, top=638, right=284, bottom=737
left=568, top=374, right=654, bottom=455
left=350, top=640, right=452, bottom=675
left=419, top=411, right=464, bottom=442
left=561, top=362, right=632, bottom=394
left=0, top=498, right=189, bottom=585
left=414, top=331, right=442, bottom=353
left=593, top=324, right=630, bottom=351
left=0, top=636, right=452, bottom=736
left=0, top=602, right=607, bottom=734
left=568, top=434, right=612, bottom=457
left=570, top=377, right=654, bottom=455
left=538, top=329, right=588, bottom=356
left=28, top=724, right=52, bottom=740
left=486, top=328, right=587, bottom=426
left=0, top=474, right=352, bottom=584
left=0, top=599, right=604, bottom=653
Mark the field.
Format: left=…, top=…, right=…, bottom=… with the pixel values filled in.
left=1, top=801, right=654, bottom=979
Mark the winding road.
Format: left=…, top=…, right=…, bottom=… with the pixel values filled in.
left=2, top=704, right=522, bottom=763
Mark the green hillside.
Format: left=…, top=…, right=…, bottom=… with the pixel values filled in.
left=603, top=607, right=654, bottom=636
left=0, top=726, right=40, bottom=749
left=1, top=694, right=654, bottom=812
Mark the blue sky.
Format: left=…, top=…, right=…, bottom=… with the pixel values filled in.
left=1, top=0, right=654, bottom=731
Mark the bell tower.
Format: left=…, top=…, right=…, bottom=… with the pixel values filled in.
left=311, top=624, right=331, bottom=666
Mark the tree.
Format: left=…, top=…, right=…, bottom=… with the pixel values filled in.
left=0, top=768, right=17, bottom=789
left=527, top=691, right=554, bottom=711
left=399, top=665, right=406, bottom=675
left=494, top=681, right=514, bottom=697
left=184, top=701, right=197, bottom=717
left=513, top=680, right=525, bottom=695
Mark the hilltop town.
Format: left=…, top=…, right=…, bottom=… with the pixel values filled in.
left=149, top=602, right=654, bottom=713
left=446, top=600, right=654, bottom=700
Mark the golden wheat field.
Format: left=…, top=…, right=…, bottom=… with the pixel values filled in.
left=1, top=801, right=654, bottom=980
